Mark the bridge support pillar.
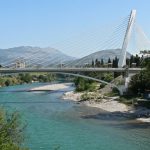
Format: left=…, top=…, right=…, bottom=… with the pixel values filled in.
left=118, top=10, right=136, bottom=67
left=118, top=85, right=127, bottom=95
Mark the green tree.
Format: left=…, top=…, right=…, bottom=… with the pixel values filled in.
left=19, top=74, right=32, bottom=83
left=108, top=58, right=111, bottom=64
left=102, top=73, right=113, bottom=82
left=74, top=77, right=97, bottom=92
left=130, top=55, right=135, bottom=67
left=126, top=58, right=130, bottom=67
left=95, top=59, right=100, bottom=67
left=0, top=108, right=28, bottom=150
left=129, top=58, right=150, bottom=94
left=113, top=56, right=120, bottom=78
left=134, top=54, right=140, bottom=67
left=91, top=60, right=94, bottom=67
left=112, top=56, right=119, bottom=68
left=100, top=58, right=104, bottom=66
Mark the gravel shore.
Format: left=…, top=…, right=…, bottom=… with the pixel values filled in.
left=62, top=91, right=129, bottom=112
left=62, top=91, right=150, bottom=123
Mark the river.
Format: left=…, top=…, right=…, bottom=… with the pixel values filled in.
left=0, top=83, right=150, bottom=150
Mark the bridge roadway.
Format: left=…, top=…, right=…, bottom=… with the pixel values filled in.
left=0, top=67, right=142, bottom=74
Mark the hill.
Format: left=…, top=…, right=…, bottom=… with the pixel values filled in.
left=0, top=46, right=75, bottom=67
left=68, top=49, right=131, bottom=66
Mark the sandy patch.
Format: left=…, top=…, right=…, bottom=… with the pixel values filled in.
left=29, top=83, right=73, bottom=91
left=84, top=100, right=129, bottom=112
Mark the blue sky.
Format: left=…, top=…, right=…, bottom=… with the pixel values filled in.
left=0, top=0, right=150, bottom=56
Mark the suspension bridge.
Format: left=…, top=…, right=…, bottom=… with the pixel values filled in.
left=0, top=10, right=149, bottom=94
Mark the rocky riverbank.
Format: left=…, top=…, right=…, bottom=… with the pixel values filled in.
left=62, top=91, right=130, bottom=112
left=62, top=91, right=150, bottom=123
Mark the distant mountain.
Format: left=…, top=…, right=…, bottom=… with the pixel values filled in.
left=0, top=46, right=76, bottom=67
left=0, top=47, right=132, bottom=67
left=68, top=49, right=131, bottom=66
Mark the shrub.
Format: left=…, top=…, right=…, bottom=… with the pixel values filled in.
left=74, top=77, right=97, bottom=92
left=0, top=108, right=28, bottom=150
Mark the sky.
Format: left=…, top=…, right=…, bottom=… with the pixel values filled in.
left=0, top=0, right=150, bottom=57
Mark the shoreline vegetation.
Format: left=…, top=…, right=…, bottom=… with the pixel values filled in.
left=0, top=73, right=55, bottom=87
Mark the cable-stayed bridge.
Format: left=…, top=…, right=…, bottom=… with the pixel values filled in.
left=0, top=10, right=149, bottom=93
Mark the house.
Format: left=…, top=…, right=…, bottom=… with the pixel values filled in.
left=15, top=59, right=26, bottom=68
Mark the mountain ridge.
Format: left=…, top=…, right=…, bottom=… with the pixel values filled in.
left=68, top=49, right=131, bottom=66
left=0, top=46, right=132, bottom=67
left=0, top=46, right=75, bottom=67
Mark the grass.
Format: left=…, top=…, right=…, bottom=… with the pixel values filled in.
left=104, top=92, right=119, bottom=97
left=80, top=92, right=103, bottom=102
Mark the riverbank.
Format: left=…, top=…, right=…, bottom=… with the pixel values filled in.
left=20, top=82, right=150, bottom=123
left=62, top=91, right=150, bottom=123
left=62, top=91, right=130, bottom=112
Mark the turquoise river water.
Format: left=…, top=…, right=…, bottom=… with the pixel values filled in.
left=0, top=83, right=150, bottom=150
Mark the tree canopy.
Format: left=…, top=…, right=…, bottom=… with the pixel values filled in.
left=129, top=57, right=150, bottom=95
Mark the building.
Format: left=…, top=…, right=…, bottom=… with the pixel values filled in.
left=15, top=59, right=26, bottom=68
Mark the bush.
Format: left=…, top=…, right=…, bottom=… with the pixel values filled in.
left=102, top=73, right=113, bottom=82
left=81, top=92, right=103, bottom=102
left=0, top=73, right=56, bottom=87
left=100, top=83, right=106, bottom=89
left=19, top=74, right=32, bottom=83
left=5, top=79, right=12, bottom=86
left=74, top=77, right=97, bottom=92
left=112, top=87, right=120, bottom=94
left=38, top=74, right=54, bottom=82
left=0, top=108, right=28, bottom=150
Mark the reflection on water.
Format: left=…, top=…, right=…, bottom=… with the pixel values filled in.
left=0, top=83, right=150, bottom=150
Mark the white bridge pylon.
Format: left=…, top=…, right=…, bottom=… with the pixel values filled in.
left=118, top=9, right=136, bottom=67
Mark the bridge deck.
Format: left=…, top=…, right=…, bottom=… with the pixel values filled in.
left=0, top=67, right=142, bottom=74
